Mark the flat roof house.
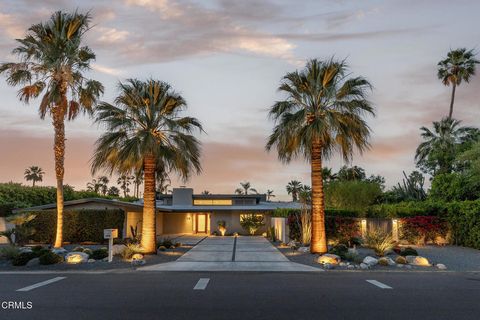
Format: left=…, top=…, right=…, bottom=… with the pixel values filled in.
left=15, top=188, right=300, bottom=239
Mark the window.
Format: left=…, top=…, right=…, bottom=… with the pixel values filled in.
left=193, top=199, right=232, bottom=206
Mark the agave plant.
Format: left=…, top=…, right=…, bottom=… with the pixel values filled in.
left=363, top=229, right=395, bottom=257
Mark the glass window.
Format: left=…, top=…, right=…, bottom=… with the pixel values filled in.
left=193, top=199, right=232, bottom=206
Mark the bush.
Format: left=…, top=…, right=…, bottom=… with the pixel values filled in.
left=326, top=217, right=360, bottom=246
left=400, top=247, right=418, bottom=256
left=367, top=201, right=447, bottom=218
left=325, top=180, right=382, bottom=211
left=158, top=238, right=173, bottom=248
left=26, top=209, right=125, bottom=243
left=240, top=214, right=265, bottom=235
left=363, top=230, right=395, bottom=257
left=32, top=246, right=50, bottom=258
left=38, top=251, right=62, bottom=265
left=329, top=244, right=348, bottom=259
left=12, top=252, right=35, bottom=266
left=429, top=173, right=479, bottom=202
left=0, top=245, right=20, bottom=260
left=447, top=200, right=480, bottom=249
left=83, top=248, right=93, bottom=256
left=400, top=216, right=448, bottom=245
left=90, top=248, right=108, bottom=260
left=122, top=243, right=143, bottom=260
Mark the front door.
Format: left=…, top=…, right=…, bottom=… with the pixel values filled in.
left=196, top=214, right=207, bottom=233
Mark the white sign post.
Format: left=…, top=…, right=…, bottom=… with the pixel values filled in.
left=103, top=229, right=118, bottom=263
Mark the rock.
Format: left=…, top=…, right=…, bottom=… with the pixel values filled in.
left=406, top=255, right=430, bottom=266
left=26, top=257, right=40, bottom=267
left=395, top=256, right=407, bottom=264
left=323, top=263, right=334, bottom=269
left=298, top=247, right=309, bottom=253
left=339, top=262, right=348, bottom=267
left=347, top=264, right=355, bottom=270
left=158, top=246, right=167, bottom=251
left=396, top=264, right=404, bottom=268
left=112, top=244, right=127, bottom=256
left=131, top=259, right=146, bottom=266
left=360, top=263, right=370, bottom=270
left=436, top=263, right=447, bottom=270
left=132, top=253, right=144, bottom=260
left=405, top=265, right=412, bottom=269
left=317, top=253, right=341, bottom=265
left=51, top=248, right=68, bottom=255
left=65, top=252, right=89, bottom=264
left=363, top=256, right=378, bottom=266
left=87, top=259, right=95, bottom=263
left=102, top=257, right=109, bottom=262
left=19, top=247, right=33, bottom=253
left=287, top=240, right=297, bottom=247
left=378, top=257, right=396, bottom=266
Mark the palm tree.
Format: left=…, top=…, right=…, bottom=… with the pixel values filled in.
left=438, top=48, right=479, bottom=118
left=91, top=79, right=202, bottom=253
left=107, top=186, right=120, bottom=197
left=86, top=178, right=101, bottom=193
left=201, top=190, right=211, bottom=195
left=321, top=167, right=336, bottom=185
left=337, top=165, right=366, bottom=181
left=132, top=170, right=143, bottom=198
left=415, top=117, right=479, bottom=175
left=235, top=182, right=257, bottom=195
left=117, top=175, right=133, bottom=198
left=24, top=166, right=45, bottom=187
left=98, top=176, right=109, bottom=195
left=156, top=169, right=171, bottom=194
left=286, top=180, right=302, bottom=202
left=0, top=11, right=104, bottom=248
left=266, top=189, right=275, bottom=201
left=266, top=58, right=374, bottom=254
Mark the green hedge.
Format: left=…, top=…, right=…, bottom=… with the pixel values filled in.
left=272, top=208, right=364, bottom=218
left=447, top=200, right=480, bottom=249
left=366, top=201, right=448, bottom=218
left=26, top=209, right=125, bottom=243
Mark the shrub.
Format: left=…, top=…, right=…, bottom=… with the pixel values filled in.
left=0, top=245, right=20, bottom=260
left=90, top=248, right=108, bottom=260
left=363, top=230, right=395, bottom=257
left=39, top=251, right=63, bottom=265
left=344, top=251, right=362, bottom=264
left=12, top=252, right=35, bottom=266
left=400, top=216, right=448, bottom=245
left=158, top=238, right=173, bottom=248
left=240, top=214, right=265, bottom=235
left=72, top=246, right=85, bottom=252
left=122, top=243, right=143, bottom=260
left=287, top=213, right=301, bottom=241
left=447, top=200, right=480, bottom=249
left=395, top=256, right=407, bottom=264
left=158, top=246, right=167, bottom=251
left=326, top=217, right=360, bottom=247
left=400, top=247, right=418, bottom=256
left=325, top=180, right=382, bottom=211
left=329, top=244, right=348, bottom=259
left=367, top=201, right=447, bottom=218
left=32, top=247, right=50, bottom=258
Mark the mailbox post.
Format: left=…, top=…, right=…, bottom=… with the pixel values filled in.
left=103, top=229, right=118, bottom=263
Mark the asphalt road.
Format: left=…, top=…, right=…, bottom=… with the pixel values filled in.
left=1, top=271, right=480, bottom=320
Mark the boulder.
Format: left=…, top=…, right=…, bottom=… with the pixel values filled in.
left=406, top=255, right=430, bottom=266
left=347, top=264, right=355, bottom=270
left=112, top=244, right=127, bottom=256
left=298, top=247, right=310, bottom=253
left=65, top=252, right=89, bottom=264
left=26, top=257, right=40, bottom=267
left=131, top=259, right=146, bottom=266
left=436, top=263, right=447, bottom=270
left=405, top=265, right=412, bottom=269
left=323, top=263, right=334, bottom=270
left=132, top=253, right=144, bottom=260
left=19, top=247, right=33, bottom=253
left=395, top=256, right=407, bottom=264
left=317, top=253, right=341, bottom=265
left=51, top=248, right=68, bottom=255
left=396, top=264, right=404, bottom=268
left=378, top=257, right=395, bottom=266
left=339, top=262, right=348, bottom=267
left=363, top=256, right=378, bottom=266
left=87, top=259, right=96, bottom=263
left=360, top=263, right=369, bottom=270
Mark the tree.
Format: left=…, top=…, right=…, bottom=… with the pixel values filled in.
left=337, top=165, right=366, bottom=181
left=201, top=190, right=211, bottom=195
left=98, top=176, right=109, bottom=196
left=92, top=79, right=202, bottom=253
left=266, top=58, right=374, bottom=254
left=107, top=186, right=120, bottom=197
left=235, top=182, right=257, bottom=195
left=0, top=11, right=104, bottom=248
left=117, top=175, right=133, bottom=198
left=266, top=189, right=275, bottom=201
left=437, top=48, right=479, bottom=118
left=415, top=117, right=479, bottom=175
left=24, top=166, right=44, bottom=187
left=286, top=180, right=303, bottom=202
left=389, top=171, right=426, bottom=202
left=321, top=167, right=336, bottom=185
left=132, top=170, right=143, bottom=198
left=86, top=178, right=101, bottom=193
left=156, top=169, right=171, bottom=194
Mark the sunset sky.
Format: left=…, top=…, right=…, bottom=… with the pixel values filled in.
left=0, top=0, right=479, bottom=200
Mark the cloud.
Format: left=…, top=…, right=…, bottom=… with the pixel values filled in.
left=91, top=63, right=123, bottom=76
left=96, top=27, right=130, bottom=44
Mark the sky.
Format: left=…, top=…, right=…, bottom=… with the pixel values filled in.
left=0, top=0, right=479, bottom=200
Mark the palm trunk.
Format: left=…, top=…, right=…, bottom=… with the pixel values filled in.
left=53, top=108, right=66, bottom=248
left=448, top=83, right=456, bottom=119
left=32, top=180, right=35, bottom=187
left=310, top=138, right=327, bottom=254
left=141, top=153, right=157, bottom=254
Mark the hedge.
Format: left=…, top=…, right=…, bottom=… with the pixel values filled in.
left=272, top=208, right=363, bottom=218
left=25, top=209, right=125, bottom=243
left=366, top=201, right=448, bottom=218
left=447, top=200, right=480, bottom=249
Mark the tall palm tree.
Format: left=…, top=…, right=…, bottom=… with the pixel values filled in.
left=337, top=165, right=366, bottom=181
left=438, top=48, right=479, bottom=118
left=0, top=11, right=104, bottom=248
left=266, top=189, right=275, bottom=201
left=235, top=182, right=257, bottom=195
left=98, top=176, right=109, bottom=196
left=117, top=174, right=133, bottom=198
left=156, top=169, right=171, bottom=194
left=86, top=178, right=101, bottom=193
left=133, top=170, right=143, bottom=198
left=266, top=58, right=374, bottom=254
left=24, top=166, right=45, bottom=187
left=321, top=167, right=336, bottom=185
left=91, top=79, right=202, bottom=253
left=286, top=180, right=302, bottom=202
left=415, top=117, right=478, bottom=175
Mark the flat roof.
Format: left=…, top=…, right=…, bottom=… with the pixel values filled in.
left=13, top=198, right=144, bottom=213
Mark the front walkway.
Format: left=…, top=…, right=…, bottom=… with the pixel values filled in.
left=140, top=236, right=321, bottom=272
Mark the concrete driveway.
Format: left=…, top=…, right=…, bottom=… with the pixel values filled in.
left=141, top=236, right=320, bottom=272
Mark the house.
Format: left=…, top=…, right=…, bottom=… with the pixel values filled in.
left=14, top=187, right=300, bottom=238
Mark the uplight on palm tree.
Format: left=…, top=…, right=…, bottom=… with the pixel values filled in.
left=438, top=48, right=479, bottom=118
left=92, top=79, right=202, bottom=254
left=0, top=11, right=104, bottom=248
left=24, top=166, right=45, bottom=187
left=267, top=58, right=374, bottom=254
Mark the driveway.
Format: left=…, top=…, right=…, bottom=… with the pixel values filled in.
left=141, top=236, right=320, bottom=272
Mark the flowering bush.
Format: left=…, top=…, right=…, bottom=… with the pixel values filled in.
left=326, top=217, right=360, bottom=247
left=400, top=216, right=448, bottom=245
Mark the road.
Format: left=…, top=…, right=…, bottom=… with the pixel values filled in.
left=1, top=271, right=480, bottom=319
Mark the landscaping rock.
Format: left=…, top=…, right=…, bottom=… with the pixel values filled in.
left=87, top=259, right=95, bottom=263
left=19, top=247, right=33, bottom=253
left=347, top=264, right=355, bottom=270
left=406, top=255, right=431, bottom=266
left=131, top=259, right=146, bottom=266
left=339, top=262, right=348, bottom=267
left=405, top=265, right=412, bottom=269
left=323, top=263, right=334, bottom=270
left=360, top=263, right=370, bottom=270
left=378, top=257, right=395, bottom=266
left=298, top=247, right=309, bottom=253
left=26, top=257, right=40, bottom=267
left=317, top=253, right=341, bottom=265
left=396, top=264, right=404, bottom=268
left=363, top=256, right=378, bottom=266
left=51, top=248, right=68, bottom=255
left=436, top=263, right=447, bottom=270
left=395, top=256, right=407, bottom=264
left=65, top=252, right=89, bottom=264
left=132, top=253, right=144, bottom=261
left=112, top=244, right=127, bottom=256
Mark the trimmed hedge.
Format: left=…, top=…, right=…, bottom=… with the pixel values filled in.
left=273, top=208, right=363, bottom=218
left=26, top=209, right=125, bottom=243
left=366, top=201, right=448, bottom=218
left=447, top=200, right=480, bottom=249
